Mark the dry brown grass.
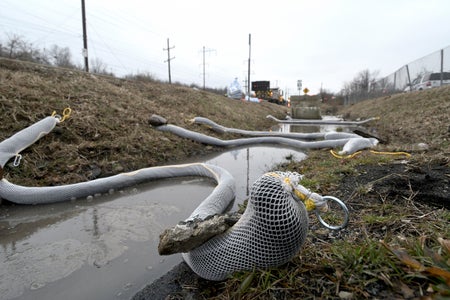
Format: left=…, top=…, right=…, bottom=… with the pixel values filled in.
left=339, top=87, right=450, bottom=155
left=0, top=58, right=288, bottom=186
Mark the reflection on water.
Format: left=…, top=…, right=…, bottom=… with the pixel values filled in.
left=0, top=146, right=305, bottom=300
left=277, top=115, right=363, bottom=134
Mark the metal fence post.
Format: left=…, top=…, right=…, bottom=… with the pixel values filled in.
left=406, top=65, right=411, bottom=92
left=440, top=49, right=444, bottom=86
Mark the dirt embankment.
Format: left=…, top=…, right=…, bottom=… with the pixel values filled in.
left=0, top=58, right=288, bottom=187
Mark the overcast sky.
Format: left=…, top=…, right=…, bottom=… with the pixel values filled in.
left=1, top=0, right=449, bottom=95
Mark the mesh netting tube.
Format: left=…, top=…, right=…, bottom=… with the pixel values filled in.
left=0, top=163, right=235, bottom=216
left=267, top=114, right=379, bottom=125
left=0, top=115, right=345, bottom=281
left=0, top=115, right=235, bottom=211
left=153, top=124, right=353, bottom=149
left=183, top=171, right=309, bottom=280
left=151, top=115, right=378, bottom=154
left=192, top=116, right=360, bottom=140
left=192, top=116, right=325, bottom=139
left=0, top=116, right=59, bottom=168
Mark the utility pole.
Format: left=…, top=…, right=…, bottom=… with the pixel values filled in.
left=247, top=33, right=251, bottom=98
left=81, top=0, right=89, bottom=72
left=242, top=77, right=248, bottom=93
left=201, top=46, right=215, bottom=90
left=163, top=38, right=175, bottom=84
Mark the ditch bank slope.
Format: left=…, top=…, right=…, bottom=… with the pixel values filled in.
left=337, top=86, right=450, bottom=209
left=0, top=58, right=288, bottom=187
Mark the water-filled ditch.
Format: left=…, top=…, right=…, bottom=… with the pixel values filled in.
left=0, top=115, right=363, bottom=300
left=0, top=146, right=305, bottom=300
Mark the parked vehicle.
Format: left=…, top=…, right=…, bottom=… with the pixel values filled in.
left=251, top=81, right=286, bottom=105
left=404, top=72, right=450, bottom=92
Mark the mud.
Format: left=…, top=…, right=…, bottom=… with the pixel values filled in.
left=132, top=262, right=202, bottom=300
left=339, top=160, right=450, bottom=209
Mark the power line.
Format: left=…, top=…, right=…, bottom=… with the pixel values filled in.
left=0, top=2, right=236, bottom=88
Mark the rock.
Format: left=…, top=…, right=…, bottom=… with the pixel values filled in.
left=338, top=291, right=354, bottom=299
left=158, top=212, right=241, bottom=255
left=148, top=114, right=168, bottom=126
left=416, top=143, right=429, bottom=151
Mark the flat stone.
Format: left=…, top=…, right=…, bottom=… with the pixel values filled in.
left=158, top=212, right=241, bottom=255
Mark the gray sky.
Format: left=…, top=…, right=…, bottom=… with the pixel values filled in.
left=1, top=0, right=450, bottom=95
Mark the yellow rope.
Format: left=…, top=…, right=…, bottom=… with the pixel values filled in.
left=330, top=149, right=411, bottom=159
left=329, top=149, right=362, bottom=159
left=369, top=150, right=411, bottom=158
left=268, top=172, right=317, bottom=211
left=60, top=107, right=72, bottom=122
left=51, top=107, right=72, bottom=123
left=294, top=189, right=316, bottom=211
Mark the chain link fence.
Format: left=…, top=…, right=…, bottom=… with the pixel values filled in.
left=343, top=45, right=450, bottom=104
left=373, top=45, right=450, bottom=95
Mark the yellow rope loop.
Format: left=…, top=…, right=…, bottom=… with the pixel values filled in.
left=50, top=107, right=72, bottom=122
left=59, top=107, right=72, bottom=123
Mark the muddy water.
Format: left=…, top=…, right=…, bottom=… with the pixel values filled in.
left=0, top=146, right=305, bottom=300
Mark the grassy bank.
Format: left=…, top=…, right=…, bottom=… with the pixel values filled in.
left=0, top=58, right=287, bottom=186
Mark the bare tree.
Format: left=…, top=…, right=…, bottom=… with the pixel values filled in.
left=1, top=34, right=42, bottom=64
left=1, top=33, right=48, bottom=63
left=4, top=34, right=23, bottom=58
left=45, top=45, right=75, bottom=68
left=340, top=69, right=380, bottom=104
left=355, top=69, right=379, bottom=92
left=0, top=42, right=4, bottom=57
left=90, top=58, right=114, bottom=76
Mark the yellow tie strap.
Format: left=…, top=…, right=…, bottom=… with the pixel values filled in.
left=294, top=189, right=316, bottom=211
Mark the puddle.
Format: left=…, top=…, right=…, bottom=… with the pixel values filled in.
left=0, top=146, right=305, bottom=300
left=276, top=116, right=365, bottom=134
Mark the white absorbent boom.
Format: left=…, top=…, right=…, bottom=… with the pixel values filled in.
left=0, top=113, right=349, bottom=281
